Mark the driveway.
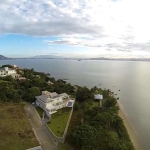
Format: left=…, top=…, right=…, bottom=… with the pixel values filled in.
left=24, top=103, right=57, bottom=150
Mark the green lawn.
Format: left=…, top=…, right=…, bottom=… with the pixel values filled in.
left=35, top=106, right=44, bottom=118
left=88, top=101, right=99, bottom=109
left=47, top=107, right=71, bottom=137
left=0, top=103, right=39, bottom=150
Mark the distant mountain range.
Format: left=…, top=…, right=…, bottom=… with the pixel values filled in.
left=31, top=55, right=150, bottom=61
left=85, top=57, right=150, bottom=61
left=32, top=55, right=63, bottom=59
left=1, top=54, right=150, bottom=62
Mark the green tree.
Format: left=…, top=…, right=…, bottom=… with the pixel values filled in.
left=26, top=87, right=40, bottom=102
left=76, top=87, right=92, bottom=102
left=72, top=124, right=100, bottom=148
left=4, top=75, right=14, bottom=82
left=103, top=90, right=109, bottom=99
left=104, top=97, right=117, bottom=107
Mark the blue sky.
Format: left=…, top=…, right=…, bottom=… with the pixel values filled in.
left=0, top=34, right=66, bottom=57
left=0, top=34, right=89, bottom=57
left=0, top=0, right=150, bottom=58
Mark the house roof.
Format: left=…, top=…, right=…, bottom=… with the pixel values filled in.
left=46, top=103, right=56, bottom=110
left=94, top=94, right=103, bottom=100
left=42, top=91, right=59, bottom=98
left=0, top=68, right=15, bottom=71
left=59, top=93, right=68, bottom=97
left=8, top=68, right=15, bottom=71
left=35, top=95, right=50, bottom=103
left=50, top=92, right=58, bottom=98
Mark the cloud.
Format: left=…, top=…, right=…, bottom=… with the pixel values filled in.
left=124, top=42, right=150, bottom=51
left=45, top=37, right=104, bottom=47
left=0, top=0, right=150, bottom=54
left=0, top=0, right=104, bottom=36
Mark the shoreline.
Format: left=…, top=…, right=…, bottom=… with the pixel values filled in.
left=117, top=103, right=143, bottom=150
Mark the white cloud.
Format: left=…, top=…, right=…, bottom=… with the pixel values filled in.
left=0, top=0, right=150, bottom=56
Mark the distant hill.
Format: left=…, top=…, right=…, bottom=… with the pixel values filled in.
left=32, top=55, right=64, bottom=59
left=0, top=55, right=8, bottom=60
left=86, top=57, right=150, bottom=61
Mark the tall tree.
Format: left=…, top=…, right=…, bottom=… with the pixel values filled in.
left=76, top=87, right=92, bottom=102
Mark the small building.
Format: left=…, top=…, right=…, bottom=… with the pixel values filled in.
left=0, top=67, right=17, bottom=77
left=35, top=91, right=72, bottom=117
left=94, top=94, right=103, bottom=107
left=94, top=94, right=103, bottom=100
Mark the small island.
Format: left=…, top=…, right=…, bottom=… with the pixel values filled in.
left=0, top=64, right=135, bottom=150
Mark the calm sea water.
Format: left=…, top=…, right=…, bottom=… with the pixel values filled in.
left=1, top=59, right=150, bottom=150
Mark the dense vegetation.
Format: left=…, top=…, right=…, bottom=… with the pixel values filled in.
left=0, top=65, right=75, bottom=103
left=0, top=65, right=134, bottom=150
left=66, top=86, right=134, bottom=150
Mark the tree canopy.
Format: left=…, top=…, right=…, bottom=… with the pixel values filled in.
left=0, top=67, right=76, bottom=103
left=69, top=86, right=134, bottom=150
left=76, top=87, right=92, bottom=102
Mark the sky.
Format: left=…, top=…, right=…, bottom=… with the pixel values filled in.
left=0, top=0, right=150, bottom=58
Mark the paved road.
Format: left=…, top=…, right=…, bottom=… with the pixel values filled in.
left=25, top=104, right=57, bottom=150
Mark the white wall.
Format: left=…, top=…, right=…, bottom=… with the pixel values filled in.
left=0, top=68, right=16, bottom=76
left=0, top=70, right=6, bottom=76
left=7, top=70, right=16, bottom=74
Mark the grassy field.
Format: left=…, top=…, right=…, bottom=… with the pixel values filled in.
left=88, top=101, right=99, bottom=109
left=47, top=107, right=71, bottom=137
left=35, top=106, right=44, bottom=118
left=0, top=103, right=39, bottom=150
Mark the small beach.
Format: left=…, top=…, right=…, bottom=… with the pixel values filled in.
left=118, top=103, right=143, bottom=150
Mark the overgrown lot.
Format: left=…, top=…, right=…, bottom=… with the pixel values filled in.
left=0, top=103, right=39, bottom=150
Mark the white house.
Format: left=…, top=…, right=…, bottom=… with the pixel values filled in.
left=94, top=94, right=103, bottom=107
left=94, top=94, right=103, bottom=100
left=0, top=67, right=17, bottom=77
left=35, top=91, right=73, bottom=117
